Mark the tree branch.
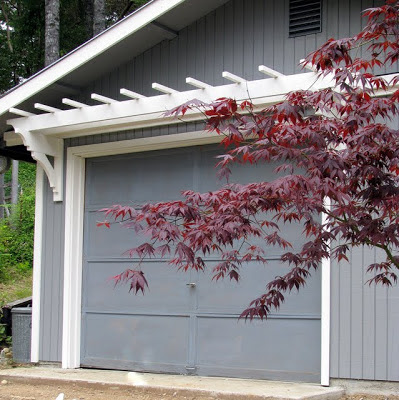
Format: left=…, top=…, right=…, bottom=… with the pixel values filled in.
left=118, top=0, right=134, bottom=21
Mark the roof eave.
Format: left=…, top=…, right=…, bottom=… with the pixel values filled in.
left=0, top=0, right=186, bottom=118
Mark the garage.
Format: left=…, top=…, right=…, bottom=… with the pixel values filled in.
left=80, top=144, right=321, bottom=383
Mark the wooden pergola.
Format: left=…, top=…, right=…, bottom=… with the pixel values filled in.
left=5, top=63, right=330, bottom=202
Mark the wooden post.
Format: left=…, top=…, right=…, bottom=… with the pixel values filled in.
left=0, top=173, right=4, bottom=219
left=11, top=160, right=19, bottom=205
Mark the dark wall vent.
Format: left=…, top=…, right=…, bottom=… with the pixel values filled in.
left=289, top=0, right=322, bottom=37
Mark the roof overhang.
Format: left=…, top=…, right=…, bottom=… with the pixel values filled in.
left=0, top=0, right=230, bottom=134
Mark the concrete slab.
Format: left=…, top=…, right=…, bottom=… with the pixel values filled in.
left=331, top=379, right=399, bottom=396
left=0, top=367, right=344, bottom=400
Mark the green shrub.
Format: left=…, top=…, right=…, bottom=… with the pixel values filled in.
left=0, top=310, right=11, bottom=347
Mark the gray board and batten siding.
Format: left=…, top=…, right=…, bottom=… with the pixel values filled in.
left=36, top=0, right=399, bottom=382
left=331, top=247, right=399, bottom=382
left=75, top=0, right=391, bottom=107
left=329, top=114, right=399, bottom=382
left=39, top=173, right=64, bottom=362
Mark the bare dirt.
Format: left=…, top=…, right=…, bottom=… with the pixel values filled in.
left=0, top=378, right=399, bottom=400
left=0, top=378, right=220, bottom=400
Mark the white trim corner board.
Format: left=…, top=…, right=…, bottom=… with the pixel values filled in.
left=62, top=151, right=85, bottom=369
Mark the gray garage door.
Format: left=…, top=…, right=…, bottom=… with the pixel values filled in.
left=81, top=145, right=321, bottom=382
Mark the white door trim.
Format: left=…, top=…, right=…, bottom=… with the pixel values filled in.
left=62, top=151, right=86, bottom=368
left=62, top=130, right=220, bottom=368
left=62, top=130, right=331, bottom=385
left=31, top=165, right=44, bottom=362
left=321, top=200, right=331, bottom=386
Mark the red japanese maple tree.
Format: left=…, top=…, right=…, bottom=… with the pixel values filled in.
left=99, top=1, right=399, bottom=319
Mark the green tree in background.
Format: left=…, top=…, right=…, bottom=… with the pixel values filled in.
left=0, top=0, right=152, bottom=94
left=0, top=0, right=151, bottom=292
left=0, top=163, right=36, bottom=280
left=0, top=0, right=45, bottom=92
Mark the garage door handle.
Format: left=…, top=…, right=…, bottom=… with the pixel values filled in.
left=186, top=283, right=196, bottom=288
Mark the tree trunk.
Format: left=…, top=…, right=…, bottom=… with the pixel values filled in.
left=45, top=0, right=60, bottom=66
left=93, top=0, right=106, bottom=36
left=84, top=0, right=94, bottom=39
left=11, top=160, right=18, bottom=206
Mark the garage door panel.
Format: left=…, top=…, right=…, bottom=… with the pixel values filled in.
left=86, top=209, right=311, bottom=262
left=196, top=317, right=320, bottom=382
left=83, top=261, right=192, bottom=314
left=85, top=211, right=140, bottom=258
left=86, top=149, right=196, bottom=206
left=197, top=148, right=316, bottom=252
left=82, top=145, right=321, bottom=382
left=195, top=261, right=321, bottom=315
left=198, top=147, right=285, bottom=191
left=82, top=313, right=190, bottom=371
left=87, top=210, right=175, bottom=258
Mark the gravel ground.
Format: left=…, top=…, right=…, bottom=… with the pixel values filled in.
left=1, top=378, right=399, bottom=400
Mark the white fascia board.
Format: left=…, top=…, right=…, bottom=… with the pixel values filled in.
left=0, top=0, right=186, bottom=117
left=7, top=72, right=327, bottom=138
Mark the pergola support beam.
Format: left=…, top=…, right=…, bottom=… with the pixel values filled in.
left=186, top=77, right=213, bottom=89
left=35, top=103, right=62, bottom=113
left=258, top=65, right=285, bottom=78
left=222, top=71, right=246, bottom=84
left=9, top=108, right=35, bottom=117
left=152, top=83, right=178, bottom=94
left=300, top=59, right=318, bottom=72
left=62, top=98, right=89, bottom=109
left=91, top=93, right=118, bottom=104
left=120, top=88, right=146, bottom=99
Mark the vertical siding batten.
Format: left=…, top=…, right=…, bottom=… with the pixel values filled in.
left=272, top=0, right=284, bottom=73
left=253, top=0, right=264, bottom=81
left=223, top=1, right=234, bottom=76
left=242, top=0, right=254, bottom=81
left=214, top=6, right=225, bottom=86
left=205, top=11, right=216, bottom=88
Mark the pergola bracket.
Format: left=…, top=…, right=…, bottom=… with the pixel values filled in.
left=12, top=127, right=64, bottom=202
